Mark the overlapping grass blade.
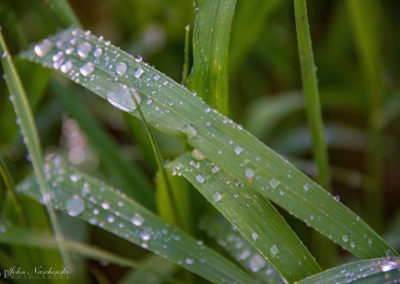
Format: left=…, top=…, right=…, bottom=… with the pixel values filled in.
left=0, top=30, right=71, bottom=268
left=188, top=0, right=236, bottom=115
left=168, top=153, right=320, bottom=282
left=297, top=257, right=400, bottom=284
left=16, top=156, right=255, bottom=284
left=50, top=79, right=155, bottom=209
left=200, top=213, right=283, bottom=283
left=19, top=27, right=397, bottom=261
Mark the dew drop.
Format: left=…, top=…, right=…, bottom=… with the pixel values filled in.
left=342, top=235, right=349, bottom=242
left=212, top=192, right=222, bottom=203
left=211, top=166, right=220, bottom=173
left=234, top=146, right=243, bottom=155
left=245, top=168, right=255, bottom=180
left=350, top=242, right=356, bottom=248
left=249, top=255, right=265, bottom=272
left=270, top=244, right=279, bottom=255
left=116, top=62, right=127, bottom=76
left=140, top=231, right=151, bottom=241
left=381, top=261, right=397, bottom=272
left=34, top=39, right=53, bottom=57
left=93, top=47, right=103, bottom=57
left=251, top=232, right=259, bottom=240
left=185, top=257, right=194, bottom=265
left=134, top=67, right=144, bottom=78
left=303, top=183, right=310, bottom=191
left=196, top=175, right=205, bottom=183
left=66, top=195, right=85, bottom=217
left=269, top=178, right=280, bottom=189
left=77, top=42, right=92, bottom=59
left=69, top=174, right=81, bottom=182
left=131, top=214, right=144, bottom=226
left=52, top=51, right=64, bottom=62
left=135, top=55, right=142, bottom=62
left=238, top=250, right=250, bottom=260
left=192, top=149, right=205, bottom=160
left=106, top=84, right=141, bottom=113
left=107, top=215, right=115, bottom=223
left=80, top=62, right=95, bottom=76
left=60, top=60, right=73, bottom=73
left=101, top=201, right=110, bottom=210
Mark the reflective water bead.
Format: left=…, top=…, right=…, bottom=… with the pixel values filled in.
left=80, top=62, right=95, bottom=76
left=52, top=51, right=64, bottom=62
left=269, top=178, right=280, bottom=189
left=34, top=39, right=53, bottom=57
left=134, top=67, right=144, bottom=78
left=251, top=232, right=259, bottom=240
left=195, top=175, right=205, bottom=183
left=135, top=55, right=142, bottom=62
left=66, top=195, right=85, bottom=217
left=140, top=231, right=151, bottom=241
left=192, top=149, right=205, bottom=160
left=234, top=146, right=243, bottom=155
left=185, top=257, right=194, bottom=265
left=212, top=192, right=222, bottom=203
left=342, top=235, right=349, bottom=242
left=106, top=84, right=141, bottom=112
left=107, top=215, right=115, bottom=223
left=270, top=244, right=279, bottom=255
left=245, top=168, right=255, bottom=180
left=381, top=261, right=397, bottom=272
left=93, top=47, right=103, bottom=57
left=69, top=174, right=81, bottom=182
left=249, top=255, right=265, bottom=272
left=211, top=166, right=220, bottom=173
left=116, top=62, right=127, bottom=75
left=77, top=42, right=92, bottom=59
left=131, top=214, right=144, bottom=226
left=101, top=201, right=110, bottom=210
left=60, top=61, right=73, bottom=73
left=303, top=183, right=310, bottom=191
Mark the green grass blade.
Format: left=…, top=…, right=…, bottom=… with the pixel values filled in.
left=45, top=0, right=81, bottom=27
left=19, top=27, right=397, bottom=260
left=16, top=156, right=255, bottom=284
left=168, top=153, right=320, bottom=282
left=0, top=29, right=71, bottom=269
left=182, top=25, right=190, bottom=85
left=346, top=0, right=384, bottom=232
left=294, top=0, right=331, bottom=190
left=50, top=79, right=155, bottom=209
left=230, top=0, right=281, bottom=74
left=200, top=214, right=283, bottom=283
left=298, top=257, right=400, bottom=284
left=188, top=0, right=237, bottom=115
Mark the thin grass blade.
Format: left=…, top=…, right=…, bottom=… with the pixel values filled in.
left=16, top=156, right=255, bottom=284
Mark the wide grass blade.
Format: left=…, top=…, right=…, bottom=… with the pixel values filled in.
left=188, top=0, right=237, bottom=115
left=19, top=27, right=397, bottom=261
left=168, top=153, right=320, bottom=282
left=0, top=29, right=71, bottom=269
left=200, top=213, right=283, bottom=283
left=16, top=156, right=255, bottom=284
left=298, top=257, right=400, bottom=284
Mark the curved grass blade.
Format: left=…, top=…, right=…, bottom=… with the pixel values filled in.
left=19, top=27, right=397, bottom=260
left=297, top=257, right=400, bottom=284
left=16, top=156, right=255, bottom=284
left=188, top=0, right=237, bottom=115
left=200, top=214, right=283, bottom=283
left=45, top=0, right=81, bottom=27
left=0, top=30, right=71, bottom=269
left=168, top=153, right=320, bottom=282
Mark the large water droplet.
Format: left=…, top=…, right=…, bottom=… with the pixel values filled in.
left=134, top=67, right=144, bottom=78
left=52, top=51, right=64, bottom=62
left=234, top=146, right=243, bottom=155
left=80, top=62, right=95, bottom=76
left=66, top=195, right=85, bottom=216
left=116, top=62, right=127, bottom=76
left=195, top=175, right=205, bottom=183
left=131, top=214, right=144, bottom=226
left=140, top=231, right=151, bottom=241
left=342, top=235, right=349, bottom=242
left=249, top=255, right=265, bottom=272
left=60, top=61, right=73, bottom=73
left=245, top=168, right=255, bottom=180
left=93, top=47, right=103, bottom=57
left=77, top=42, right=92, bottom=59
left=381, top=260, right=397, bottom=272
left=185, top=257, right=194, bottom=265
left=101, top=201, right=110, bottom=210
left=251, top=232, right=259, bottom=240
left=106, top=84, right=141, bottom=113
left=212, top=192, right=222, bottom=203
left=34, top=39, right=53, bottom=57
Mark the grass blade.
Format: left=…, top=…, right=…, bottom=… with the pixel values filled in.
left=168, top=153, right=321, bottom=282
left=0, top=29, right=71, bottom=269
left=19, top=27, right=397, bottom=261
left=45, top=0, right=81, bottom=27
left=16, top=156, right=255, bottom=284
left=188, top=0, right=237, bottom=115
left=200, top=213, right=284, bottom=283
left=50, top=79, right=155, bottom=209
left=298, top=257, right=400, bottom=284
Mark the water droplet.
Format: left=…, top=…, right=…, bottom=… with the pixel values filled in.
left=106, top=84, right=141, bottom=113
left=245, top=168, right=255, bottom=180
left=116, top=62, right=127, bottom=76
left=342, top=235, right=349, bottom=242
left=60, top=60, right=73, bottom=73
left=52, top=51, right=64, bottom=62
left=93, top=47, right=103, bottom=57
left=368, top=239, right=373, bottom=245
left=66, top=195, right=85, bottom=217
left=196, top=175, right=205, bottom=183
left=212, top=192, right=222, bottom=203
left=270, top=244, right=279, bottom=255
left=269, top=178, right=280, bottom=189
left=77, top=42, right=92, bottom=59
left=135, top=55, right=142, bottom=62
left=185, top=257, right=194, bottom=265
left=140, top=231, right=151, bottom=241
left=234, top=146, right=243, bottom=155
left=69, top=174, right=81, bottom=182
left=238, top=250, right=250, bottom=260
left=134, top=67, right=144, bottom=78
left=249, top=255, right=265, bottom=272
left=182, top=123, right=197, bottom=139
left=34, top=39, right=53, bottom=57
left=192, top=149, right=205, bottom=160
left=251, top=232, right=259, bottom=240
left=101, top=201, right=110, bottom=210
left=107, top=215, right=115, bottom=223
left=350, top=242, right=356, bottom=248
left=131, top=214, right=144, bottom=226
left=303, top=183, right=310, bottom=191
left=381, top=260, right=397, bottom=272
left=80, top=62, right=95, bottom=76
left=211, top=166, right=220, bottom=173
